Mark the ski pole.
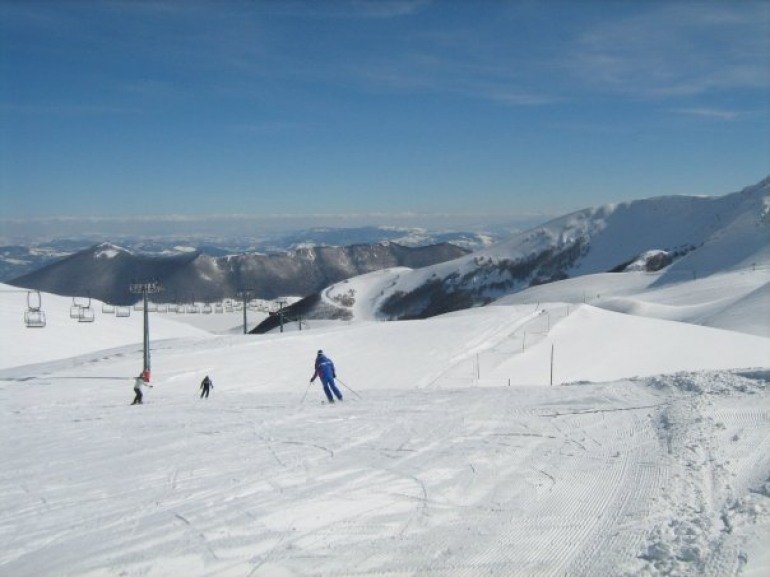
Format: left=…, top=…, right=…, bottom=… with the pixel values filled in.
left=335, top=377, right=362, bottom=399
left=301, top=380, right=313, bottom=404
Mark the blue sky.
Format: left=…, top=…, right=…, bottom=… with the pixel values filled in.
left=1, top=0, right=769, bottom=232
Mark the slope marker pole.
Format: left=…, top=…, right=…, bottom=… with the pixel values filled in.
left=550, top=344, right=554, bottom=386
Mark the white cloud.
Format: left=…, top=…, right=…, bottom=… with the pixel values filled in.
left=348, top=0, right=432, bottom=19
left=569, top=2, right=770, bottom=98
left=674, top=107, right=741, bottom=121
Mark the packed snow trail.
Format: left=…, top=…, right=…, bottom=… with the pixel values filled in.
left=2, top=279, right=769, bottom=576
left=1, top=369, right=768, bottom=577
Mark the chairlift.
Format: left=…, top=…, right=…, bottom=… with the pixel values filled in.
left=72, top=296, right=94, bottom=322
left=24, top=309, right=47, bottom=328
left=27, top=289, right=42, bottom=310
left=73, top=295, right=90, bottom=308
left=78, top=306, right=95, bottom=323
left=24, top=290, right=46, bottom=328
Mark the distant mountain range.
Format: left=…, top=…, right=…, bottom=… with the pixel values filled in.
left=8, top=176, right=769, bottom=321
left=8, top=241, right=469, bottom=306
left=253, top=176, right=770, bottom=331
left=0, top=226, right=498, bottom=282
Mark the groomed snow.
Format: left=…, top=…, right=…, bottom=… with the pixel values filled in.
left=1, top=269, right=769, bottom=576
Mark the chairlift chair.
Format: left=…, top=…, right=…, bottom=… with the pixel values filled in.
left=78, top=306, right=95, bottom=323
left=73, top=295, right=90, bottom=307
left=72, top=296, right=93, bottom=322
left=24, top=290, right=46, bottom=328
left=24, top=309, right=47, bottom=328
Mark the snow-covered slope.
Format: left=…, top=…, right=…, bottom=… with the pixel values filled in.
left=315, top=176, right=770, bottom=322
left=499, top=268, right=770, bottom=338
left=0, top=284, right=211, bottom=369
left=1, top=257, right=769, bottom=576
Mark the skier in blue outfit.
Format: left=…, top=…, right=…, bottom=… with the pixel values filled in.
left=310, top=350, right=343, bottom=403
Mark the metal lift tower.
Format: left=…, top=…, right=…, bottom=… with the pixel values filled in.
left=129, top=281, right=163, bottom=382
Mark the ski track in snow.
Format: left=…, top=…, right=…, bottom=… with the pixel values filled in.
left=1, top=366, right=768, bottom=577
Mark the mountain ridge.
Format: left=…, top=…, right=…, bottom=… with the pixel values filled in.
left=253, top=176, right=770, bottom=331
left=8, top=241, right=469, bottom=306
left=0, top=225, right=504, bottom=282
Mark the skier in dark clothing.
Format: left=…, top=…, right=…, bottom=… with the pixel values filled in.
left=310, top=350, right=343, bottom=403
left=200, top=375, right=213, bottom=398
left=132, top=373, right=151, bottom=405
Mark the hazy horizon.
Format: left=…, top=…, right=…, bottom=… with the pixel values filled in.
left=0, top=209, right=558, bottom=245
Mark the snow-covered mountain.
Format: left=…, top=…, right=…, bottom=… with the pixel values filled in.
left=1, top=239, right=768, bottom=575
left=8, top=241, right=469, bottom=305
left=0, top=241, right=91, bottom=281
left=3, top=178, right=769, bottom=577
left=0, top=226, right=501, bottom=282
left=288, top=176, right=770, bottom=324
left=270, top=225, right=498, bottom=252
